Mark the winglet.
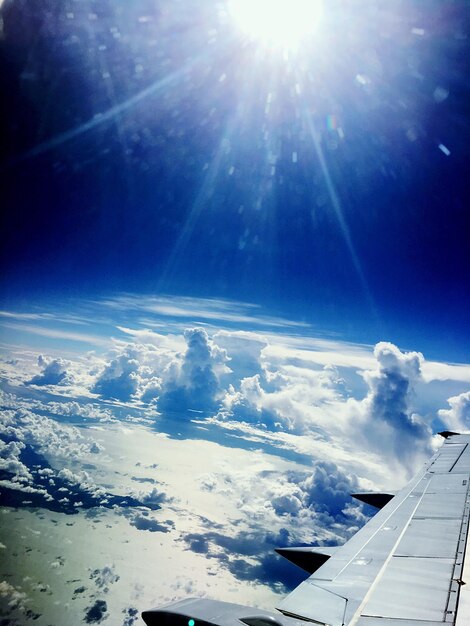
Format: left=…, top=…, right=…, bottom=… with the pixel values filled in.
left=275, top=546, right=337, bottom=574
left=351, top=492, right=395, bottom=509
left=438, top=430, right=460, bottom=439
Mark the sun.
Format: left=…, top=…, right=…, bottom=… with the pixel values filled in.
left=229, top=0, right=323, bottom=49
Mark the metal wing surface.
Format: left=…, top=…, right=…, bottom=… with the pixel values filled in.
left=143, top=433, right=470, bottom=626
left=277, top=433, right=470, bottom=626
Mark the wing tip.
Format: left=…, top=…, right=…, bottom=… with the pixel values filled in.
left=351, top=492, right=395, bottom=509
left=438, top=430, right=460, bottom=439
left=275, top=547, right=334, bottom=574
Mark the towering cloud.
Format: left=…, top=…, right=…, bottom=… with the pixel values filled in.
left=91, top=329, right=228, bottom=411
left=27, top=355, right=70, bottom=386
left=92, top=348, right=142, bottom=401
left=364, top=342, right=424, bottom=433
left=361, top=342, right=431, bottom=465
left=92, top=345, right=161, bottom=402
left=214, top=340, right=433, bottom=474
left=438, top=391, right=470, bottom=431
left=158, top=328, right=229, bottom=413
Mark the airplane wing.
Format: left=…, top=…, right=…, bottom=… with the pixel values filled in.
left=142, top=432, right=470, bottom=626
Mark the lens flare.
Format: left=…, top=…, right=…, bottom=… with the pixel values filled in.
left=229, top=0, right=323, bottom=49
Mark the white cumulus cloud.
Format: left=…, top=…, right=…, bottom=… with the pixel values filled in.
left=158, top=328, right=229, bottom=414
left=27, top=355, right=72, bottom=386
left=438, top=391, right=470, bottom=431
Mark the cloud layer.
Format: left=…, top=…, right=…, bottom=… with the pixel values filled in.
left=9, top=325, right=460, bottom=479
left=1, top=314, right=469, bottom=625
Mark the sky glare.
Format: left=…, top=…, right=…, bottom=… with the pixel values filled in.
left=1, top=0, right=469, bottom=356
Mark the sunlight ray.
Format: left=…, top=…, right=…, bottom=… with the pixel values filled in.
left=8, top=52, right=208, bottom=165
left=157, top=60, right=262, bottom=292
left=303, top=109, right=378, bottom=318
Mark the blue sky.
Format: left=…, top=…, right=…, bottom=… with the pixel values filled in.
left=1, top=0, right=469, bottom=361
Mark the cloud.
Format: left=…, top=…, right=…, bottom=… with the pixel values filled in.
left=0, top=399, right=175, bottom=522
left=184, top=462, right=362, bottom=592
left=190, top=457, right=363, bottom=565
left=295, top=462, right=359, bottom=522
left=101, top=294, right=309, bottom=329
left=158, top=328, right=229, bottom=413
left=213, top=331, right=268, bottom=380
left=0, top=406, right=123, bottom=515
left=364, top=342, right=423, bottom=432
left=260, top=334, right=376, bottom=371
left=264, top=464, right=362, bottom=532
left=1, top=322, right=107, bottom=346
left=92, top=347, right=145, bottom=401
left=0, top=413, right=82, bottom=505
left=41, top=401, right=117, bottom=422
left=131, top=476, right=157, bottom=484
left=0, top=439, right=31, bottom=480
left=122, top=606, right=139, bottom=626
left=89, top=565, right=120, bottom=592
left=129, top=513, right=172, bottom=533
left=213, top=340, right=434, bottom=475
left=57, top=468, right=101, bottom=495
left=0, top=391, right=119, bottom=425
left=84, top=599, right=108, bottom=624
left=27, top=355, right=71, bottom=386
left=360, top=342, right=432, bottom=465
left=0, top=408, right=101, bottom=466
left=116, top=326, right=185, bottom=352
left=92, top=328, right=230, bottom=410
left=217, top=364, right=347, bottom=434
left=138, top=486, right=169, bottom=507
left=0, top=580, right=31, bottom=619
left=219, top=377, right=281, bottom=430
left=89, top=441, right=104, bottom=454
left=438, top=391, right=470, bottom=431
left=3, top=321, right=465, bottom=478
left=91, top=342, right=166, bottom=403
left=0, top=311, right=48, bottom=321
left=421, top=361, right=470, bottom=384
left=184, top=526, right=306, bottom=592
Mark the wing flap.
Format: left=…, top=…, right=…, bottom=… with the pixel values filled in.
left=278, top=582, right=347, bottom=626
left=356, top=619, right=444, bottom=626
left=394, top=517, right=461, bottom=557
left=361, top=556, right=454, bottom=621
